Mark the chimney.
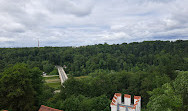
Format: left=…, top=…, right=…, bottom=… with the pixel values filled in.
left=115, top=93, right=122, bottom=104
left=134, top=96, right=141, bottom=110
left=124, top=94, right=131, bottom=105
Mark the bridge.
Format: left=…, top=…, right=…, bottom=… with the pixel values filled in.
left=56, top=66, right=68, bottom=85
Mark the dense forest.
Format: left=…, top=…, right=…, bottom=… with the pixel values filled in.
left=0, top=40, right=188, bottom=111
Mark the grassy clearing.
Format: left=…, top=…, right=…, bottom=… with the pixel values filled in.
left=45, top=82, right=61, bottom=90
left=45, top=79, right=60, bottom=83
left=43, top=75, right=61, bottom=90
left=74, top=76, right=88, bottom=79
left=44, top=76, right=59, bottom=80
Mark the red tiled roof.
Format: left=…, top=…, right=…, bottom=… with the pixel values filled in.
left=38, top=105, right=63, bottom=111
left=134, top=96, right=141, bottom=99
left=124, top=94, right=131, bottom=98
left=115, top=93, right=121, bottom=97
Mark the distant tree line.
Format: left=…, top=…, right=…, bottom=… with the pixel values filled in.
left=0, top=40, right=187, bottom=76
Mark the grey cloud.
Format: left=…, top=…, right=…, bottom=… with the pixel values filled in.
left=0, top=0, right=187, bottom=47
left=44, top=0, right=94, bottom=17
left=147, top=0, right=175, bottom=2
left=0, top=0, right=49, bottom=32
left=2, top=22, right=26, bottom=33
left=139, top=0, right=175, bottom=3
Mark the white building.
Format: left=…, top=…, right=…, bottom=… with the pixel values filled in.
left=110, top=93, right=141, bottom=111
left=43, top=72, right=47, bottom=76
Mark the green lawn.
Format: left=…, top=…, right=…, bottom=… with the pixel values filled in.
left=44, top=75, right=89, bottom=90
left=45, top=82, right=61, bottom=90
left=74, top=76, right=88, bottom=79
left=44, top=76, right=59, bottom=80
left=43, top=75, right=61, bottom=90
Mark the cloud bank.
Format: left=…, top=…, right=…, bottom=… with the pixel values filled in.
left=0, top=0, right=187, bottom=47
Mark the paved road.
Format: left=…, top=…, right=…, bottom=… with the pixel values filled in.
left=56, top=66, right=68, bottom=85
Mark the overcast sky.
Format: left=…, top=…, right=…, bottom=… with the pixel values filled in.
left=0, top=0, right=188, bottom=47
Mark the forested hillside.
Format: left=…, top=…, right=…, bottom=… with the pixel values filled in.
left=0, top=40, right=187, bottom=111
left=0, top=40, right=187, bottom=75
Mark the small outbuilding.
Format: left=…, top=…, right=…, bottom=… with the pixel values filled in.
left=38, top=105, right=63, bottom=111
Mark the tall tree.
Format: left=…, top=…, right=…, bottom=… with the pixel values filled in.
left=0, top=63, right=35, bottom=111
left=147, top=83, right=183, bottom=111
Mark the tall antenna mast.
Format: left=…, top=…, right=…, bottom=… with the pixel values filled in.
left=38, top=39, right=39, bottom=48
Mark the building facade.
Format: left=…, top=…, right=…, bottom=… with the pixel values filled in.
left=110, top=93, right=141, bottom=111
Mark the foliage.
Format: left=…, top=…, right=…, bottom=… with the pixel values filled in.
left=0, top=40, right=187, bottom=76
left=49, top=68, right=58, bottom=75
left=42, top=61, right=54, bottom=74
left=47, top=94, right=110, bottom=111
left=0, top=40, right=187, bottom=110
left=0, top=64, right=35, bottom=111
left=0, top=64, right=54, bottom=111
left=147, top=83, right=183, bottom=111
left=147, top=71, right=188, bottom=111
left=173, top=71, right=188, bottom=110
